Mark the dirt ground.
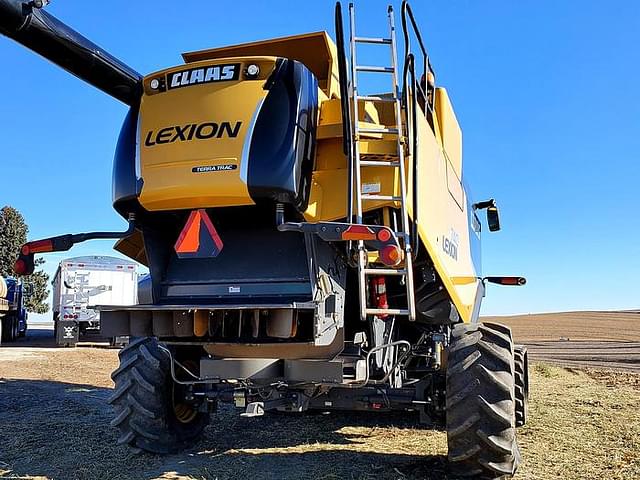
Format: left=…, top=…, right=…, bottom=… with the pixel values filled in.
left=1, top=316, right=639, bottom=480
left=486, top=310, right=640, bottom=372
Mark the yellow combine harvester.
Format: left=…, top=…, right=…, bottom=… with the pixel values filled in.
left=1, top=1, right=528, bottom=477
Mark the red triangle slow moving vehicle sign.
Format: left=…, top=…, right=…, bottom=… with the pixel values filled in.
left=174, top=209, right=224, bottom=259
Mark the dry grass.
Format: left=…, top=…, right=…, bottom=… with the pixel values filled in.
left=1, top=349, right=638, bottom=479
left=515, top=364, right=639, bottom=480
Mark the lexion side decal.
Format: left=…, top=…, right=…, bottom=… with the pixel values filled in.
left=443, top=228, right=460, bottom=261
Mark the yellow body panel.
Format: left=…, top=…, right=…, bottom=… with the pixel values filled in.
left=408, top=110, right=481, bottom=322
left=308, top=89, right=480, bottom=321
left=133, top=31, right=482, bottom=322
left=138, top=57, right=277, bottom=211
left=435, top=88, right=463, bottom=178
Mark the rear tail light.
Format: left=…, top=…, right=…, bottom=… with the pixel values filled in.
left=21, top=239, right=54, bottom=255
left=484, top=276, right=527, bottom=286
left=376, top=228, right=392, bottom=242
left=14, top=259, right=27, bottom=275
left=341, top=225, right=377, bottom=241
left=380, top=245, right=402, bottom=267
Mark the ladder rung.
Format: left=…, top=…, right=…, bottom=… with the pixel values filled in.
left=360, top=160, right=400, bottom=167
left=358, top=127, right=399, bottom=135
left=356, top=65, right=394, bottom=73
left=354, top=36, right=392, bottom=45
left=365, top=308, right=409, bottom=316
left=357, top=95, right=396, bottom=102
left=361, top=194, right=402, bottom=202
left=364, top=268, right=408, bottom=276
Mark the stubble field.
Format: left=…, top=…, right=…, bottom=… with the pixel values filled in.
left=0, top=311, right=638, bottom=479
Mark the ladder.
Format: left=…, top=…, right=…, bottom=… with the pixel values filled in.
left=348, top=3, right=416, bottom=322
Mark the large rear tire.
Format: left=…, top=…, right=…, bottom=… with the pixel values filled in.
left=446, top=322, right=520, bottom=479
left=514, top=345, right=529, bottom=427
left=108, top=337, right=209, bottom=453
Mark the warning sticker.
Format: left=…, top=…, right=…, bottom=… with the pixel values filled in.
left=362, top=183, right=381, bottom=194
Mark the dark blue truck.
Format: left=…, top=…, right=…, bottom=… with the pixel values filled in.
left=0, top=276, right=28, bottom=344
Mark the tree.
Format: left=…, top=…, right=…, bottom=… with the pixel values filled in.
left=0, top=206, right=50, bottom=313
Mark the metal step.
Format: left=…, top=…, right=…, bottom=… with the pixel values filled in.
left=354, top=36, right=392, bottom=44
left=365, top=308, right=409, bottom=316
left=364, top=268, right=407, bottom=276
left=361, top=194, right=402, bottom=201
left=356, top=65, right=394, bottom=73
left=358, top=127, right=399, bottom=135
left=357, top=95, right=396, bottom=102
left=360, top=159, right=400, bottom=167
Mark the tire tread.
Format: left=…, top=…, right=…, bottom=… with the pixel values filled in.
left=446, top=322, right=520, bottom=479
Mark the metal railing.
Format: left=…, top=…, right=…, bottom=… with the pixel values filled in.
left=400, top=1, right=436, bottom=257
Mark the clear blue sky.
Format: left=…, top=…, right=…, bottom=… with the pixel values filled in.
left=1, top=0, right=638, bottom=320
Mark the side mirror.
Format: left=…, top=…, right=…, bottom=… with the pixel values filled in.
left=473, top=199, right=501, bottom=232
left=487, top=206, right=501, bottom=232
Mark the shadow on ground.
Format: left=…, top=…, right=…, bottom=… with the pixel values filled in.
left=0, top=378, right=450, bottom=480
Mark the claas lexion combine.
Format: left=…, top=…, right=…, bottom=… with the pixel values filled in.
left=2, top=0, right=529, bottom=477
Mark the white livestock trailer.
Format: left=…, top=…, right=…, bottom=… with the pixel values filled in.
left=52, top=256, right=138, bottom=345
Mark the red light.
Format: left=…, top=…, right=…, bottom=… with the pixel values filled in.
left=74, top=314, right=78, bottom=319
left=14, top=259, right=26, bottom=275
left=21, top=239, right=54, bottom=254
left=380, top=245, right=402, bottom=267
left=371, top=402, right=383, bottom=410
left=485, top=276, right=527, bottom=286
left=376, top=228, right=392, bottom=242
left=341, top=225, right=376, bottom=241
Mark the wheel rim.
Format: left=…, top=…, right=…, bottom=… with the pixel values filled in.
left=172, top=360, right=198, bottom=424
left=173, top=400, right=198, bottom=424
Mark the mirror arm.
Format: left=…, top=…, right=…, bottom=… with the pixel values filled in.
left=473, top=199, right=496, bottom=210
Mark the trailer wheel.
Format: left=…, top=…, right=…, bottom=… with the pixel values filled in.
left=446, top=322, right=520, bottom=479
left=12, top=316, right=19, bottom=340
left=108, top=337, right=208, bottom=454
left=514, top=345, right=529, bottom=427
left=2, top=315, right=15, bottom=342
left=1, top=317, right=8, bottom=343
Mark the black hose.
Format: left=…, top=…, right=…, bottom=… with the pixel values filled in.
left=334, top=2, right=354, bottom=224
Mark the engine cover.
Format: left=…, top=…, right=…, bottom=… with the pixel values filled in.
left=112, top=57, right=318, bottom=214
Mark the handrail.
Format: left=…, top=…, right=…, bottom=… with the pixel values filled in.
left=401, top=0, right=435, bottom=120
left=401, top=0, right=428, bottom=80
left=402, top=53, right=420, bottom=258
left=334, top=2, right=355, bottom=225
